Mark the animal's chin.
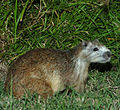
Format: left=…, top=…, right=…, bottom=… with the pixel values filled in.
left=97, top=58, right=111, bottom=63
left=91, top=58, right=111, bottom=63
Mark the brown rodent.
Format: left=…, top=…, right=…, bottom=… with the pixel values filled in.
left=4, top=39, right=111, bottom=99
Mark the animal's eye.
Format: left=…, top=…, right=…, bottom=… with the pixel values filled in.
left=84, top=42, right=88, bottom=47
left=93, top=47, right=99, bottom=51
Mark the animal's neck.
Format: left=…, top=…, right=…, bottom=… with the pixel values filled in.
left=64, top=47, right=90, bottom=85
left=73, top=57, right=90, bottom=81
left=65, top=56, right=90, bottom=86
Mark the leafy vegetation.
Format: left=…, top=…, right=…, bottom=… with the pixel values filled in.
left=0, top=0, right=120, bottom=109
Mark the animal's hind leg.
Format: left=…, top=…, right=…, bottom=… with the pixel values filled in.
left=29, top=78, right=54, bottom=99
left=12, top=78, right=54, bottom=99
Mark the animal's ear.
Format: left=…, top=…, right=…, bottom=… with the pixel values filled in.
left=82, top=40, right=89, bottom=48
left=93, top=39, right=100, bottom=44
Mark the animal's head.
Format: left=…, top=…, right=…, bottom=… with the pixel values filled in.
left=79, top=39, right=112, bottom=63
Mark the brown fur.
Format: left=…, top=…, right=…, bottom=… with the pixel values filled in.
left=5, top=48, right=75, bottom=99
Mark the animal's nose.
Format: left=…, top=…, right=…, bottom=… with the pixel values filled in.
left=103, top=51, right=112, bottom=59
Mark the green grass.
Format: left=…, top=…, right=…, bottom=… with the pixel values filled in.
left=0, top=0, right=120, bottom=109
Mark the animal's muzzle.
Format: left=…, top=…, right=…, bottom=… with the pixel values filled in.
left=103, top=51, right=112, bottom=59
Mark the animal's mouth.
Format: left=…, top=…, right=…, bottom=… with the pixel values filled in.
left=99, top=57, right=111, bottom=63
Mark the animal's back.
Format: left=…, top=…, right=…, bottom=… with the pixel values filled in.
left=5, top=48, right=72, bottom=99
